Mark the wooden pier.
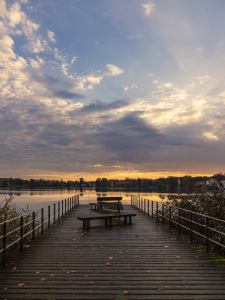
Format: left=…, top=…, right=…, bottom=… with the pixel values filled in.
left=1, top=204, right=225, bottom=299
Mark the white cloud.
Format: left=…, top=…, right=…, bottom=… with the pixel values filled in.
left=142, top=3, right=155, bottom=16
left=203, top=132, right=218, bottom=141
left=71, top=56, right=77, bottom=64
left=195, top=75, right=209, bottom=84
left=105, top=64, right=124, bottom=76
left=47, top=30, right=56, bottom=43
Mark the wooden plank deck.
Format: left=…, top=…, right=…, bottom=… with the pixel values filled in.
left=1, top=204, right=225, bottom=299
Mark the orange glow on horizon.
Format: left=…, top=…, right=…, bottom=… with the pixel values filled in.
left=23, top=170, right=215, bottom=181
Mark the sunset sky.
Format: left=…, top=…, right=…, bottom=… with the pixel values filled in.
left=1, top=0, right=225, bottom=181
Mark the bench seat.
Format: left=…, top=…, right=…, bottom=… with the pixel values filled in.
left=77, top=213, right=136, bottom=229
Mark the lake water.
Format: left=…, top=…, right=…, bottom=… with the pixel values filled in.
left=0, top=188, right=170, bottom=213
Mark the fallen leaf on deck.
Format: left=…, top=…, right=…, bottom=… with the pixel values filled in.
left=164, top=246, right=169, bottom=248
left=84, top=275, right=88, bottom=277
left=71, top=271, right=77, bottom=273
left=158, top=288, right=163, bottom=292
left=92, top=268, right=96, bottom=271
left=12, top=267, right=16, bottom=270
left=109, top=257, right=113, bottom=260
left=41, top=278, right=46, bottom=281
left=88, top=281, right=94, bottom=284
left=67, top=272, right=70, bottom=274
left=50, top=274, right=54, bottom=277
left=4, top=287, right=8, bottom=290
left=147, top=270, right=151, bottom=273
left=36, top=272, right=40, bottom=274
left=106, top=263, right=112, bottom=266
left=177, top=256, right=182, bottom=258
left=123, top=290, right=129, bottom=294
left=73, top=239, right=76, bottom=241
left=18, top=283, right=24, bottom=287
left=135, top=255, right=139, bottom=258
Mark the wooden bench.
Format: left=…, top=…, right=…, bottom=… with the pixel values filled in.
left=77, top=213, right=136, bottom=229
left=97, top=197, right=123, bottom=213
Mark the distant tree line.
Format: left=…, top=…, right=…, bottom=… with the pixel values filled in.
left=0, top=172, right=225, bottom=193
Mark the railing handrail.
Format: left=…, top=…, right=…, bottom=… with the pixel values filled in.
left=0, top=194, right=79, bottom=267
left=131, top=195, right=225, bottom=255
left=0, top=196, right=78, bottom=226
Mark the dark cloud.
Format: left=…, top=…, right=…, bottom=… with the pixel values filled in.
left=70, top=99, right=130, bottom=115
left=30, top=69, right=85, bottom=100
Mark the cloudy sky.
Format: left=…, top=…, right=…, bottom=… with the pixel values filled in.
left=1, top=0, right=225, bottom=181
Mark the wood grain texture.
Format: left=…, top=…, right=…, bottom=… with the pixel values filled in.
left=1, top=204, right=225, bottom=299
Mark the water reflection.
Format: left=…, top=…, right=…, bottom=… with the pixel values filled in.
left=0, top=188, right=178, bottom=211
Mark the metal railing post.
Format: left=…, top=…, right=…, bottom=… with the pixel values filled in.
left=205, top=216, right=209, bottom=253
left=3, top=222, right=6, bottom=267
left=20, top=216, right=24, bottom=252
left=41, top=208, right=44, bottom=235
left=54, top=204, right=56, bottom=224
left=32, top=211, right=35, bottom=241
left=189, top=212, right=193, bottom=243
left=58, top=202, right=60, bottom=221
left=148, top=200, right=149, bottom=215
left=162, top=204, right=165, bottom=224
left=62, top=200, right=63, bottom=217
left=169, top=206, right=172, bottom=229
left=156, top=202, right=159, bottom=222
left=151, top=201, right=153, bottom=218
left=48, top=205, right=50, bottom=229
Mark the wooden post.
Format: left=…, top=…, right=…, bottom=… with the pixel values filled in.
left=148, top=200, right=149, bottom=215
left=62, top=200, right=63, bottom=217
left=162, top=204, right=164, bottom=224
left=151, top=201, right=153, bottom=218
left=58, top=202, right=60, bottom=221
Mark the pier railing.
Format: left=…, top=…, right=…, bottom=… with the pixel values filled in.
left=0, top=195, right=79, bottom=267
left=131, top=195, right=225, bottom=255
